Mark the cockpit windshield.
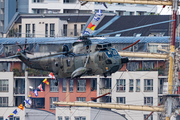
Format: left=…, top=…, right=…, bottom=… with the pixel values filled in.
left=105, top=51, right=112, bottom=58
left=111, top=48, right=119, bottom=56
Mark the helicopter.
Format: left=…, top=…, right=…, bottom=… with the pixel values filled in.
left=8, top=12, right=133, bottom=86
left=8, top=10, right=174, bottom=86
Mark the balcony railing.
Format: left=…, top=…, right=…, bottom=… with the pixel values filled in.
left=14, top=87, right=25, bottom=94
left=1, top=2, right=4, bottom=8
left=99, top=88, right=111, bottom=94
left=0, top=14, right=4, bottom=20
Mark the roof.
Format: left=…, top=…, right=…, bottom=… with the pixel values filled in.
left=96, top=15, right=174, bottom=36
left=0, top=36, right=179, bottom=44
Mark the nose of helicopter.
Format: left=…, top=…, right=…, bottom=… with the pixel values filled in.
left=121, top=57, right=129, bottom=64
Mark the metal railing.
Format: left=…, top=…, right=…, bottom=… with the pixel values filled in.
left=14, top=87, right=25, bottom=94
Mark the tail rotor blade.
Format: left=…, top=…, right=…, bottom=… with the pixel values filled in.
left=24, top=39, right=27, bottom=50
left=16, top=41, right=23, bottom=51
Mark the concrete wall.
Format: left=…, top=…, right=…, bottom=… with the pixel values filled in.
left=21, top=18, right=61, bottom=37
left=111, top=71, right=159, bottom=120
left=0, top=72, right=14, bottom=106
left=0, top=107, right=25, bottom=120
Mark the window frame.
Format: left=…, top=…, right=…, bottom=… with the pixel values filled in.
left=116, top=97, right=126, bottom=104
left=144, top=97, right=153, bottom=106
left=50, top=23, right=55, bottom=37
left=69, top=79, right=74, bottom=92
left=136, top=79, right=140, bottom=92
left=117, top=79, right=126, bottom=92
left=0, top=97, right=8, bottom=106
left=0, top=79, right=8, bottom=92
left=26, top=24, right=31, bottom=37
left=129, top=79, right=133, bottom=92
left=77, top=80, right=86, bottom=92
left=144, top=79, right=153, bottom=92
left=77, top=97, right=86, bottom=101
left=50, top=80, right=59, bottom=92
left=62, top=79, right=67, bottom=92
left=50, top=97, right=59, bottom=109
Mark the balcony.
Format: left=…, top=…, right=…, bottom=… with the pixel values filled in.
left=99, top=88, right=111, bottom=95
left=0, top=26, right=3, bottom=32
left=1, top=2, right=4, bottom=8
left=14, top=87, right=25, bottom=94
left=0, top=14, right=4, bottom=20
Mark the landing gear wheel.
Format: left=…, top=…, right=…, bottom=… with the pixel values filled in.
left=55, top=81, right=58, bottom=86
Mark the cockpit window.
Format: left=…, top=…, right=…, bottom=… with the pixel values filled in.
left=111, top=49, right=119, bottom=56
left=106, top=51, right=112, bottom=58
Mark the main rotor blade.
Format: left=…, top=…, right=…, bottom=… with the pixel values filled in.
left=98, top=19, right=175, bottom=36
left=91, top=16, right=120, bottom=36
left=81, top=13, right=95, bottom=35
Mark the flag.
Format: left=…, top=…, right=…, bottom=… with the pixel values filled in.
left=8, top=113, right=13, bottom=117
left=43, top=78, right=49, bottom=85
left=18, top=104, right=24, bottom=110
left=37, top=84, right=44, bottom=92
left=49, top=72, right=55, bottom=79
left=87, top=22, right=96, bottom=31
left=29, top=94, right=32, bottom=98
left=96, top=9, right=103, bottom=16
left=102, top=2, right=108, bottom=9
left=24, top=98, right=32, bottom=105
left=33, top=89, right=38, bottom=97
left=12, top=109, right=18, bottom=115
left=83, top=31, right=90, bottom=35
left=93, top=16, right=100, bottom=21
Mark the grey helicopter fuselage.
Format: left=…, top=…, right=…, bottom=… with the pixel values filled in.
left=16, top=41, right=127, bottom=79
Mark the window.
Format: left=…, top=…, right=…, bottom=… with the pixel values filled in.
left=62, top=79, right=67, bottom=92
left=116, top=97, right=125, bottom=104
left=144, top=114, right=153, bottom=120
left=144, top=97, right=153, bottom=106
left=77, top=97, right=86, bottom=101
left=65, top=116, right=69, bottom=120
left=19, top=25, right=21, bottom=37
left=77, top=80, right=86, bottom=92
left=74, top=24, right=77, bottom=36
left=50, top=23, right=55, bottom=37
left=81, top=24, right=85, bottom=31
left=50, top=97, right=59, bottom=109
left=45, top=24, right=48, bottom=37
left=75, top=117, right=86, bottom=120
left=0, top=97, right=8, bottom=106
left=50, top=80, right=59, bottom=92
left=142, top=62, right=155, bottom=70
left=126, top=62, right=139, bottom=71
left=58, top=116, right=62, bottom=120
left=129, top=79, right=133, bottom=92
left=91, top=78, right=97, bottom=91
left=136, top=79, right=140, bottom=92
left=32, top=24, right=35, bottom=37
left=0, top=79, right=8, bottom=92
left=69, top=80, right=73, bottom=92
left=26, top=24, right=31, bottom=37
left=144, top=79, right=153, bottom=92
left=63, top=24, right=67, bottom=36
left=66, top=59, right=70, bottom=67
left=117, top=79, right=126, bottom=92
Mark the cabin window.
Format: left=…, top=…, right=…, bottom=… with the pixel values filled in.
left=69, top=80, right=73, bottom=92
left=66, top=59, right=70, bottom=67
